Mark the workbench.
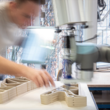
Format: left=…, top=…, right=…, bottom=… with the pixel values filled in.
left=88, top=72, right=110, bottom=87
left=88, top=72, right=110, bottom=109
left=0, top=81, right=97, bottom=110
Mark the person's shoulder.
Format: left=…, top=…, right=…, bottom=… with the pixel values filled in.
left=0, top=2, right=8, bottom=23
left=0, top=2, right=7, bottom=13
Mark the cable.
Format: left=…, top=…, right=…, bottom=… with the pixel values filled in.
left=98, top=0, right=106, bottom=21
left=99, top=2, right=106, bottom=15
left=76, top=35, right=98, bottom=43
left=98, top=0, right=105, bottom=7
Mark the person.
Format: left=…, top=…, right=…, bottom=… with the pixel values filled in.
left=0, top=0, right=55, bottom=87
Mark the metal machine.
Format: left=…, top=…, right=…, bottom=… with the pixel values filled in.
left=52, top=0, right=110, bottom=84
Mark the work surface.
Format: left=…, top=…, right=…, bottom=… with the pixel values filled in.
left=88, top=72, right=110, bottom=87
left=0, top=81, right=97, bottom=110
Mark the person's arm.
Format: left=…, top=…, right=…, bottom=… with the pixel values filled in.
left=0, top=56, right=55, bottom=87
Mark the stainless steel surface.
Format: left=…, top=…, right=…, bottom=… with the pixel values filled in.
left=52, top=0, right=97, bottom=83
left=52, top=0, right=86, bottom=27
left=77, top=70, right=93, bottom=81
left=60, top=78, right=90, bottom=84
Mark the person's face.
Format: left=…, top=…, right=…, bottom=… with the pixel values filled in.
left=9, top=1, right=40, bottom=29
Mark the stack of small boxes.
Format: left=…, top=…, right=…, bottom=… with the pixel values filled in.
left=0, top=77, right=37, bottom=103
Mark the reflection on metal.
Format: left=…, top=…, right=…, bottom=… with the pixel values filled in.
left=52, top=0, right=85, bottom=26
left=77, top=70, right=93, bottom=81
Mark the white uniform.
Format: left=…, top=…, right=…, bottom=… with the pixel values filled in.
left=0, top=2, right=24, bottom=53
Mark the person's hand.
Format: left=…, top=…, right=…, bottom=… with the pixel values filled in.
left=21, top=66, right=55, bottom=88
left=0, top=56, right=55, bottom=88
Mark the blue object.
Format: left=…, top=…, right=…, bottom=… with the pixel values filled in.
left=65, top=75, right=73, bottom=79
left=89, top=87, right=110, bottom=109
left=89, top=87, right=110, bottom=91
left=98, top=104, right=110, bottom=108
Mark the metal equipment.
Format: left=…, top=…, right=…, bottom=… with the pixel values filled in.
left=52, top=0, right=110, bottom=84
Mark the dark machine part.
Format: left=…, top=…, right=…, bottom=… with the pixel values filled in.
left=98, top=0, right=105, bottom=7
left=41, top=11, right=45, bottom=18
left=62, top=59, right=73, bottom=78
left=61, top=33, right=110, bottom=81
left=75, top=45, right=110, bottom=81
left=53, top=20, right=110, bottom=82
left=62, top=32, right=77, bottom=80
left=41, top=64, right=46, bottom=69
left=63, top=36, right=70, bottom=49
left=80, top=25, right=89, bottom=29
left=76, top=43, right=99, bottom=71
left=97, top=46, right=110, bottom=62
left=40, top=0, right=45, bottom=5
left=55, top=27, right=62, bottom=33
left=76, top=45, right=110, bottom=71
